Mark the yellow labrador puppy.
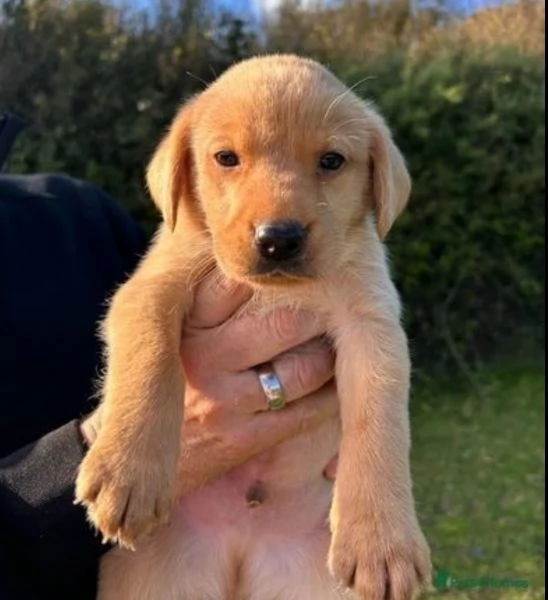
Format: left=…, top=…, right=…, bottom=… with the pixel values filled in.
left=76, top=54, right=431, bottom=600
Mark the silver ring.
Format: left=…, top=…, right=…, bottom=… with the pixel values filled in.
left=256, top=364, right=286, bottom=411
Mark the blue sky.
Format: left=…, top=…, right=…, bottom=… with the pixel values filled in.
left=214, top=0, right=512, bottom=19
left=125, top=0, right=513, bottom=21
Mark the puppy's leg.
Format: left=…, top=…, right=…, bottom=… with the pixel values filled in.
left=76, top=230, right=204, bottom=548
left=327, top=281, right=431, bottom=600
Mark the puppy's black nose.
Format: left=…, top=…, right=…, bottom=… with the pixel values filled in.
left=254, top=220, right=307, bottom=264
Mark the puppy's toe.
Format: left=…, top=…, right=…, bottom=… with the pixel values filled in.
left=88, top=484, right=134, bottom=546
left=115, top=479, right=174, bottom=548
left=76, top=445, right=175, bottom=548
left=328, top=535, right=386, bottom=600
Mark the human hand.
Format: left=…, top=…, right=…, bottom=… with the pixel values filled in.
left=176, top=272, right=338, bottom=495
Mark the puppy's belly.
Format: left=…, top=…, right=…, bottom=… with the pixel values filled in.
left=99, top=417, right=349, bottom=600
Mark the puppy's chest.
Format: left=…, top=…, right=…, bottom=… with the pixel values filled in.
left=178, top=414, right=340, bottom=533
left=243, top=279, right=359, bottom=331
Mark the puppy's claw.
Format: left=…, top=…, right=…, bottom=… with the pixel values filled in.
left=115, top=534, right=136, bottom=552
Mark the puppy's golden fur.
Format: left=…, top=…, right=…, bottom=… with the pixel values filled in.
left=76, top=54, right=431, bottom=600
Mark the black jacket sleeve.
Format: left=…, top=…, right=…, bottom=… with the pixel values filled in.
left=0, top=174, right=150, bottom=599
left=0, top=421, right=104, bottom=599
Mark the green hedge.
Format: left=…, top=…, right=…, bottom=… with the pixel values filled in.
left=4, top=12, right=544, bottom=370
left=340, top=49, right=544, bottom=369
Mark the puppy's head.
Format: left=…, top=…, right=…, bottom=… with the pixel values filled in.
left=147, top=55, right=410, bottom=286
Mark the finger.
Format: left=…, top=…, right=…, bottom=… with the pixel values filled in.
left=177, top=384, right=339, bottom=497
left=187, top=269, right=252, bottom=328
left=242, top=383, right=339, bottom=453
left=193, top=307, right=327, bottom=372
left=229, top=338, right=334, bottom=414
left=322, top=455, right=339, bottom=481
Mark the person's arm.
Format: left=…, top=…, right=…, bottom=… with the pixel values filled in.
left=0, top=421, right=106, bottom=599
left=0, top=174, right=149, bottom=599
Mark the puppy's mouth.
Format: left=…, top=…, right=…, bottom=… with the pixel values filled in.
left=246, top=259, right=315, bottom=285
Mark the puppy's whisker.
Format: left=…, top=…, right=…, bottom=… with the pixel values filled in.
left=188, top=254, right=217, bottom=286
left=208, top=270, right=242, bottom=298
left=331, top=118, right=365, bottom=138
left=194, top=264, right=215, bottom=284
left=322, top=77, right=374, bottom=123
left=330, top=118, right=367, bottom=129
left=328, top=119, right=368, bottom=138
left=185, top=71, right=209, bottom=89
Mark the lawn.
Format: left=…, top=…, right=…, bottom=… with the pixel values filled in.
left=411, top=366, right=545, bottom=599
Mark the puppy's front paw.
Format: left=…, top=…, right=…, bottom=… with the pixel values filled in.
left=328, top=512, right=431, bottom=600
left=75, top=442, right=176, bottom=549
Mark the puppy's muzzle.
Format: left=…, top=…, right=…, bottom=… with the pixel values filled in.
left=254, top=220, right=307, bottom=274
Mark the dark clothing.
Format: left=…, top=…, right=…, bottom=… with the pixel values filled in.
left=0, top=174, right=149, bottom=599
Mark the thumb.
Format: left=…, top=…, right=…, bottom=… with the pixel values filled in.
left=187, top=269, right=251, bottom=328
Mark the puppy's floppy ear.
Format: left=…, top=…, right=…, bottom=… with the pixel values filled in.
left=368, top=110, right=411, bottom=240
left=146, top=98, right=197, bottom=231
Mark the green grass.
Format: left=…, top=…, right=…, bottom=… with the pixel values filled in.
left=411, top=367, right=545, bottom=599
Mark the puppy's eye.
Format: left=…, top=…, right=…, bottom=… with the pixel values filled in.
left=319, top=152, right=345, bottom=172
left=214, top=150, right=239, bottom=167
